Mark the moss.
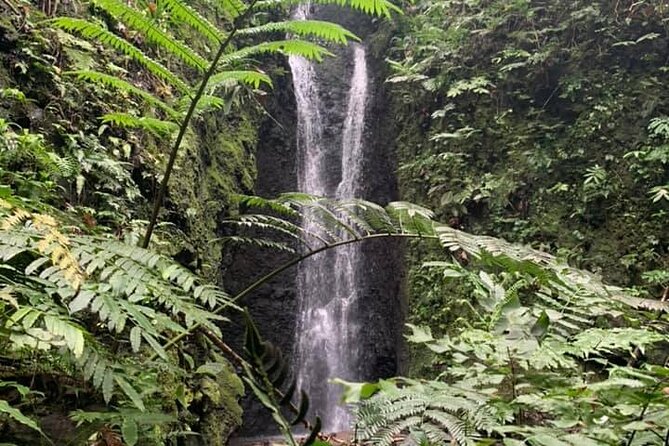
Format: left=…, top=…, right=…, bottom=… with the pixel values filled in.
left=167, top=108, right=260, bottom=281
left=198, top=361, right=244, bottom=445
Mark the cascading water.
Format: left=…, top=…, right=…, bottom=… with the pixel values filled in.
left=289, top=5, right=369, bottom=432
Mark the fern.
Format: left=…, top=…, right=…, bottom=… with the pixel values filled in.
left=91, top=0, right=210, bottom=71
left=0, top=202, right=234, bottom=416
left=0, top=127, right=78, bottom=180
left=67, top=71, right=179, bottom=118
left=258, top=0, right=402, bottom=17
left=101, top=113, right=179, bottom=137
left=214, top=0, right=247, bottom=19
left=161, top=0, right=222, bottom=47
left=49, top=18, right=191, bottom=94
left=237, top=19, right=360, bottom=44
left=219, top=40, right=334, bottom=65
left=354, top=380, right=492, bottom=446
left=224, top=194, right=664, bottom=318
left=205, top=70, right=273, bottom=90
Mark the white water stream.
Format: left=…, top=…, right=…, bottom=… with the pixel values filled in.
left=289, top=4, right=369, bottom=432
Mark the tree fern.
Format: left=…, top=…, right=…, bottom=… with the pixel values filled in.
left=68, top=71, right=179, bottom=118
left=161, top=0, right=222, bottom=47
left=91, top=0, right=210, bottom=71
left=49, top=17, right=191, bottom=94
left=214, top=0, right=248, bottom=19
left=205, top=70, right=273, bottom=90
left=257, top=0, right=402, bottom=17
left=218, top=193, right=666, bottom=328
left=219, top=39, right=334, bottom=65
left=101, top=113, right=180, bottom=137
left=237, top=19, right=360, bottom=44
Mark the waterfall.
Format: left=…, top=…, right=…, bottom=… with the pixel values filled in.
left=289, top=5, right=369, bottom=432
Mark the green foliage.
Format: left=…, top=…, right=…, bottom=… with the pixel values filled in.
left=70, top=409, right=175, bottom=446
left=346, top=252, right=669, bottom=444
left=242, top=312, right=323, bottom=446
left=230, top=194, right=668, bottom=445
left=353, top=380, right=494, bottom=446
left=389, top=0, right=669, bottom=283
left=382, top=4, right=669, bottom=442
left=48, top=0, right=376, bottom=144
left=0, top=382, right=46, bottom=437
left=0, top=199, right=238, bottom=442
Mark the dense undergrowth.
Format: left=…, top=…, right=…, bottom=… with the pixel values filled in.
left=342, top=1, right=669, bottom=445
left=0, top=0, right=667, bottom=445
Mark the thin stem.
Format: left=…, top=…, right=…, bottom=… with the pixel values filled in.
left=156, top=232, right=438, bottom=356
left=142, top=0, right=260, bottom=248
left=199, top=327, right=311, bottom=430
left=626, top=382, right=662, bottom=446
left=1, top=0, right=19, bottom=15
left=628, top=286, right=669, bottom=367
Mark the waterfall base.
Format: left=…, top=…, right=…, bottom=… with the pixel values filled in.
left=228, top=432, right=354, bottom=446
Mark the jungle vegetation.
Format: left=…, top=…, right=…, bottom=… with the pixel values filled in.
left=0, top=0, right=667, bottom=445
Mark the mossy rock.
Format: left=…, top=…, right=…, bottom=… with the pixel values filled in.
left=196, top=360, right=245, bottom=445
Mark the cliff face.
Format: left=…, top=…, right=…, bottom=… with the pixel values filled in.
left=227, top=6, right=405, bottom=435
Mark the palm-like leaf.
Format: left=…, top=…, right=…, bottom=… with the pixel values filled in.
left=92, top=0, right=209, bottom=71
left=162, top=0, right=222, bottom=46
left=50, top=18, right=191, bottom=94
left=68, top=71, right=179, bottom=118
left=101, top=113, right=179, bottom=137
left=256, top=0, right=401, bottom=17
left=220, top=39, right=333, bottom=65
left=237, top=20, right=360, bottom=44
left=205, top=70, right=273, bottom=90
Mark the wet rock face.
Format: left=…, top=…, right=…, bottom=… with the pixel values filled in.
left=222, top=64, right=300, bottom=435
left=228, top=6, right=404, bottom=435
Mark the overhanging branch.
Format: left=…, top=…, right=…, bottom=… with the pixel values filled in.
left=157, top=231, right=438, bottom=355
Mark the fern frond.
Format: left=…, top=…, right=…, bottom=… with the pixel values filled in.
left=424, top=410, right=469, bottom=445
left=206, top=70, right=273, bottom=90
left=219, top=236, right=296, bottom=253
left=50, top=18, right=190, bottom=94
left=162, top=0, right=222, bottom=46
left=355, top=381, right=483, bottom=446
left=220, top=40, right=333, bottom=65
left=91, top=0, right=209, bottom=71
left=319, top=0, right=402, bottom=17
left=255, top=0, right=401, bottom=17
left=176, top=95, right=226, bottom=114
left=225, top=214, right=304, bottom=241
left=422, top=423, right=453, bottom=445
left=373, top=416, right=422, bottom=446
left=236, top=194, right=300, bottom=217
left=101, top=113, right=179, bottom=137
left=1, top=221, right=233, bottom=358
left=67, top=71, right=180, bottom=118
left=237, top=20, right=359, bottom=44
left=213, top=0, right=246, bottom=19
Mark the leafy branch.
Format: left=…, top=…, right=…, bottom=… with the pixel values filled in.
left=141, top=0, right=260, bottom=248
